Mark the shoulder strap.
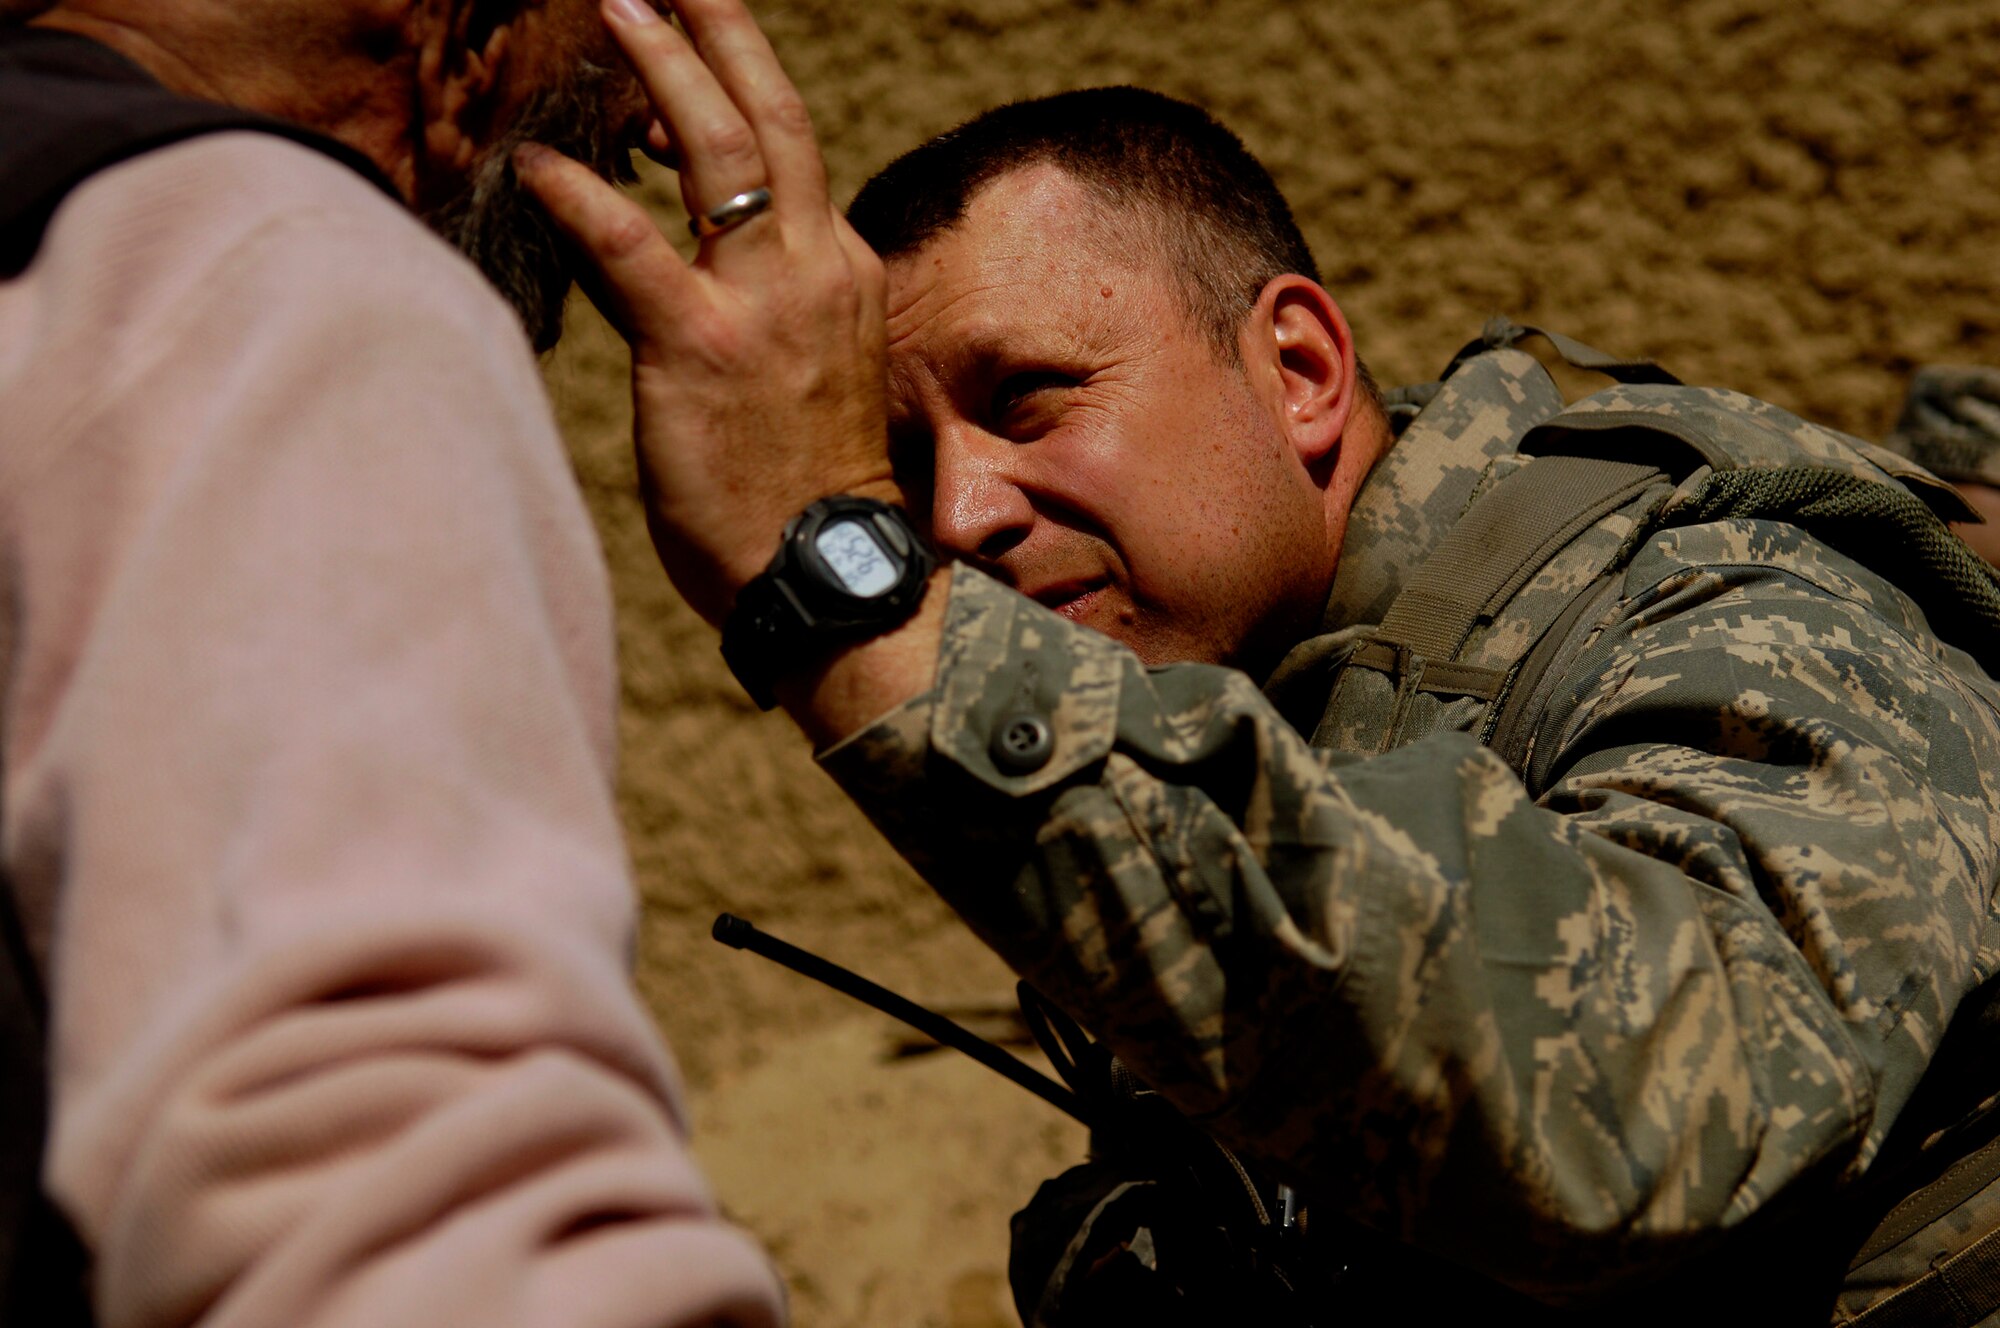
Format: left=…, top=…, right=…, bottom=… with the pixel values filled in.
left=1350, top=335, right=2000, bottom=1319
left=1330, top=453, right=1668, bottom=758
left=1372, top=454, right=1662, bottom=664
left=1842, top=1121, right=2000, bottom=1328
left=1847, top=1225, right=2000, bottom=1328
left=0, top=25, right=397, bottom=275
left=1442, top=317, right=1682, bottom=405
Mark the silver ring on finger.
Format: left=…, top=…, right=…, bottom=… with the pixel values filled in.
left=689, top=186, right=774, bottom=240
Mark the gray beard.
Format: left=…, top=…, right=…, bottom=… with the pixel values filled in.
left=424, top=58, right=636, bottom=353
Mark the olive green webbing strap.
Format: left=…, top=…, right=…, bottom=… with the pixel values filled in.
left=1372, top=455, right=1664, bottom=664
left=1441, top=319, right=1683, bottom=407
left=1367, top=321, right=1677, bottom=680
left=1507, top=324, right=1682, bottom=384
left=1848, top=1212, right=2000, bottom=1327
left=1836, top=1108, right=2000, bottom=1328
left=1859, top=1130, right=2000, bottom=1262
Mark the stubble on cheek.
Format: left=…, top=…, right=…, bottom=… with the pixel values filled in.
left=1150, top=412, right=1328, bottom=673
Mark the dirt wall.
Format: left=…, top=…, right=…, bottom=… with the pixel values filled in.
left=542, top=2, right=2000, bottom=1322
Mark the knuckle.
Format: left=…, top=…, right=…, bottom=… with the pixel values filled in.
left=688, top=323, right=730, bottom=363
left=600, top=210, right=659, bottom=262
left=812, top=263, right=860, bottom=313
left=821, top=261, right=858, bottom=296
left=697, top=119, right=761, bottom=167
left=760, top=90, right=814, bottom=136
left=684, top=304, right=749, bottom=365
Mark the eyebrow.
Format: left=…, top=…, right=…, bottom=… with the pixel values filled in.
left=913, top=319, right=1109, bottom=385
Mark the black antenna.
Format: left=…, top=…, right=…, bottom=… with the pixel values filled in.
left=711, top=913, right=1092, bottom=1127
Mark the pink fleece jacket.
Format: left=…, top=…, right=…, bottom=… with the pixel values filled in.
left=0, top=130, right=783, bottom=1327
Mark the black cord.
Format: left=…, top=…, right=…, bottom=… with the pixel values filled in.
left=711, top=913, right=1094, bottom=1128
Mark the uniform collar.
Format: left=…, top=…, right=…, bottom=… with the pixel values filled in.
left=1258, top=347, right=1562, bottom=725
left=1318, top=347, right=1565, bottom=634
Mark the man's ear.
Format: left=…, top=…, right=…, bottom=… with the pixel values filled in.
left=416, top=0, right=517, bottom=180
left=1240, top=275, right=1358, bottom=481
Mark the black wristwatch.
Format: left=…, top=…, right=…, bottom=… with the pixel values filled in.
left=720, top=495, right=936, bottom=709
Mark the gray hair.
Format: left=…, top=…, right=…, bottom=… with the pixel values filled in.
left=424, top=54, right=637, bottom=353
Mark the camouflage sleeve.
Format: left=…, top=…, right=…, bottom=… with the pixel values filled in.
left=817, top=548, right=2000, bottom=1300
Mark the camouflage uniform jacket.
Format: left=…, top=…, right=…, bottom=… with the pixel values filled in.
left=820, top=344, right=2000, bottom=1317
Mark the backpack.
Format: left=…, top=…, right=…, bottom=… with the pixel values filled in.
left=1295, top=320, right=2000, bottom=1326
left=0, top=24, right=395, bottom=1319
left=1283, top=320, right=2000, bottom=774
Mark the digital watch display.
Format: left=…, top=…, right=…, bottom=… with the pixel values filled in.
left=814, top=518, right=900, bottom=597
left=720, top=496, right=936, bottom=709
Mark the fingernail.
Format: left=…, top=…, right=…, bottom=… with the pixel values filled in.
left=604, top=0, right=659, bottom=25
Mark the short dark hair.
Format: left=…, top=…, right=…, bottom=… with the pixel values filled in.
left=848, top=87, right=1337, bottom=373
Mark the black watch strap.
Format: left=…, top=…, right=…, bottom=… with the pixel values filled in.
left=720, top=576, right=816, bottom=710
left=720, top=496, right=935, bottom=709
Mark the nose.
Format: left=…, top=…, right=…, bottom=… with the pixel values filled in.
left=929, top=425, right=1035, bottom=565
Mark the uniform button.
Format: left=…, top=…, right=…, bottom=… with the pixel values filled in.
left=990, top=713, right=1055, bottom=774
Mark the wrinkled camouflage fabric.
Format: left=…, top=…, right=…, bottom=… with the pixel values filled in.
left=1883, top=365, right=2000, bottom=488
left=819, top=347, right=2000, bottom=1317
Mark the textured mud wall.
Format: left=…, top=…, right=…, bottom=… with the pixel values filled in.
left=542, top=2, right=2000, bottom=1323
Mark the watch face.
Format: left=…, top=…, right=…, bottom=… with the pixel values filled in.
left=815, top=518, right=900, bottom=597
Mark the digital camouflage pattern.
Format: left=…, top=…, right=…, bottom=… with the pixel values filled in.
left=819, top=346, right=2000, bottom=1316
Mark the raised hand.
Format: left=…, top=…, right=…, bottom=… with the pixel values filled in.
left=516, top=0, right=897, bottom=628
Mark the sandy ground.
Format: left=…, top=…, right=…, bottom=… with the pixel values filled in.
left=540, top=1, right=2000, bottom=1321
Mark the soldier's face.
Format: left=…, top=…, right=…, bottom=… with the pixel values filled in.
left=884, top=167, right=1334, bottom=671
